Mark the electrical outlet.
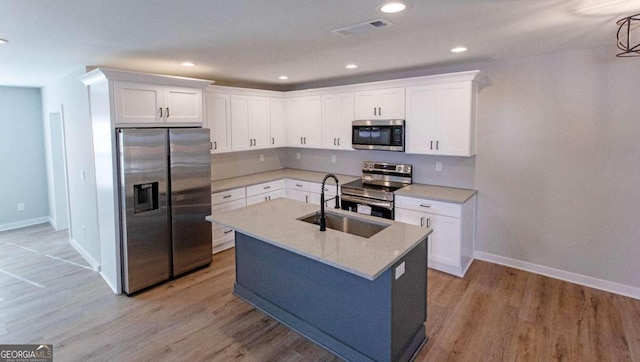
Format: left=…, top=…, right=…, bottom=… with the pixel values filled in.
left=296, top=152, right=301, bottom=160
left=331, top=155, right=336, bottom=163
left=260, top=154, right=264, bottom=162
left=17, top=203, right=25, bottom=212
left=435, top=162, right=442, bottom=171
left=395, top=262, right=405, bottom=280
left=80, top=170, right=86, bottom=180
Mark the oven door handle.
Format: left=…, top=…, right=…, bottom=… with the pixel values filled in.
left=340, top=195, right=394, bottom=210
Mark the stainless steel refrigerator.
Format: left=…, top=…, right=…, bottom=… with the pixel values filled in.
left=117, top=128, right=212, bottom=294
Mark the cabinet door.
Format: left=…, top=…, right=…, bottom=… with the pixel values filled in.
left=405, top=84, right=439, bottom=154
left=286, top=97, right=305, bottom=146
left=205, top=92, right=231, bottom=154
left=426, top=213, right=461, bottom=268
left=303, top=96, right=322, bottom=148
left=113, top=81, right=163, bottom=124
left=164, top=86, right=203, bottom=124
left=378, top=87, right=405, bottom=119
left=230, top=95, right=251, bottom=151
left=270, top=98, right=287, bottom=147
left=322, top=93, right=354, bottom=150
left=287, top=189, right=311, bottom=203
left=354, top=91, right=378, bottom=120
left=250, top=96, right=270, bottom=149
left=394, top=207, right=424, bottom=227
left=436, top=82, right=474, bottom=156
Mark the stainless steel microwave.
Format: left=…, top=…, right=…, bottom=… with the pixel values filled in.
left=352, top=120, right=405, bottom=152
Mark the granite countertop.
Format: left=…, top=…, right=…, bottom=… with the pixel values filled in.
left=206, top=198, right=431, bottom=280
left=394, top=184, right=477, bottom=204
left=211, top=169, right=359, bottom=193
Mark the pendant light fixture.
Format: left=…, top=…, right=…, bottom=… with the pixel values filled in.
left=616, top=13, right=640, bottom=57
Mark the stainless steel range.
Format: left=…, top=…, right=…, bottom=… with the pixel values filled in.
left=340, top=161, right=412, bottom=219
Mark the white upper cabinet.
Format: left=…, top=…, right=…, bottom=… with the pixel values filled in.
left=405, top=81, right=477, bottom=156
left=231, top=95, right=270, bottom=151
left=204, top=92, right=232, bottom=154
left=354, top=87, right=405, bottom=120
left=322, top=93, right=354, bottom=150
left=269, top=98, right=287, bottom=148
left=286, top=96, right=322, bottom=148
left=114, top=81, right=203, bottom=125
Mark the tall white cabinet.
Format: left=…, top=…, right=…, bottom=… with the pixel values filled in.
left=286, top=96, right=322, bottom=148
left=322, top=93, right=354, bottom=150
left=205, top=92, right=232, bottom=154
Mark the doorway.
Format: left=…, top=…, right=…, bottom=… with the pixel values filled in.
left=48, top=108, right=71, bottom=232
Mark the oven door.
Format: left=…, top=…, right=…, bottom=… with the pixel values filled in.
left=340, top=195, right=394, bottom=219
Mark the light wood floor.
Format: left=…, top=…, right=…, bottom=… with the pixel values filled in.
left=1, top=224, right=639, bottom=361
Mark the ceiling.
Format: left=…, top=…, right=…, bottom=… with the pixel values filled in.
left=1, top=0, right=639, bottom=90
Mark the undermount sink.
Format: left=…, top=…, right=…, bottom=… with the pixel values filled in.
left=298, top=211, right=390, bottom=239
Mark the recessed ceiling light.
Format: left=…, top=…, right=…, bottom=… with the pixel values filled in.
left=0, top=38, right=8, bottom=44
left=278, top=75, right=289, bottom=80
left=379, top=2, right=407, bottom=13
left=180, top=62, right=195, bottom=67
left=345, top=64, right=358, bottom=69
left=450, top=47, right=468, bottom=53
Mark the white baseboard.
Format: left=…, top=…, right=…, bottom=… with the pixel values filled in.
left=474, top=251, right=640, bottom=301
left=0, top=217, right=49, bottom=232
left=48, top=216, right=57, bottom=230
left=69, top=238, right=100, bottom=272
left=99, top=270, right=121, bottom=294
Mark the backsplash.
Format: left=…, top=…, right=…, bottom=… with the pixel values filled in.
left=211, top=148, right=285, bottom=181
left=211, top=147, right=475, bottom=189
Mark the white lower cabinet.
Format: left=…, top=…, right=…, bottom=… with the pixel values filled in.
left=211, top=188, right=246, bottom=254
left=286, top=179, right=339, bottom=206
left=246, top=180, right=286, bottom=206
left=395, top=195, right=476, bottom=277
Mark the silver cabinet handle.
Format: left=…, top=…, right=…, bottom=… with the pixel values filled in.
left=426, top=218, right=431, bottom=228
left=272, top=137, right=275, bottom=145
left=224, top=229, right=233, bottom=234
left=436, top=140, right=439, bottom=150
left=420, top=204, right=431, bottom=208
left=373, top=107, right=377, bottom=116
left=334, top=138, right=336, bottom=146
left=300, top=137, right=303, bottom=145
left=159, top=108, right=163, bottom=118
left=430, top=141, right=433, bottom=150
left=420, top=216, right=425, bottom=227
left=378, top=107, right=381, bottom=116
left=337, top=138, right=340, bottom=146
left=222, top=194, right=232, bottom=199
left=213, top=141, right=217, bottom=150
left=166, top=107, right=170, bottom=118
left=254, top=138, right=257, bottom=146
left=305, top=195, right=309, bottom=203
left=263, top=186, right=271, bottom=190
left=296, top=184, right=303, bottom=187
left=303, top=137, right=307, bottom=144
left=264, top=196, right=268, bottom=201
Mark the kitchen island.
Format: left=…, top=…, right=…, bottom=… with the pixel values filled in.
left=207, top=198, right=432, bottom=362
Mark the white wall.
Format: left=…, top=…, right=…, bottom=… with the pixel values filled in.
left=0, top=87, right=49, bottom=230
left=40, top=69, right=100, bottom=268
left=472, top=49, right=640, bottom=291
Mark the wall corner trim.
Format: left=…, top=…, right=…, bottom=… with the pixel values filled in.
left=474, top=251, right=640, bottom=301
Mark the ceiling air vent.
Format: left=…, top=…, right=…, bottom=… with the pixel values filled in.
left=331, top=19, right=394, bottom=37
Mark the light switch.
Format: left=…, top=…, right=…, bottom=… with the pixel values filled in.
left=331, top=155, right=336, bottom=163
left=260, top=154, right=264, bottom=162
left=80, top=170, right=86, bottom=180
left=395, top=261, right=405, bottom=280
left=435, top=162, right=442, bottom=171
left=296, top=152, right=301, bottom=160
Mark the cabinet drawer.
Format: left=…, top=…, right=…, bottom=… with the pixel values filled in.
left=309, top=182, right=339, bottom=196
left=212, top=198, right=246, bottom=213
left=286, top=179, right=310, bottom=192
left=213, top=227, right=235, bottom=241
left=395, top=195, right=461, bottom=218
left=246, top=179, right=285, bottom=197
left=246, top=189, right=286, bottom=205
left=211, top=188, right=246, bottom=205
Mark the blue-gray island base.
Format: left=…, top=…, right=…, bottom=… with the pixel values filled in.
left=233, top=232, right=428, bottom=362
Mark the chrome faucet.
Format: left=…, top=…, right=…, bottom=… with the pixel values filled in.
left=320, top=174, right=340, bottom=231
